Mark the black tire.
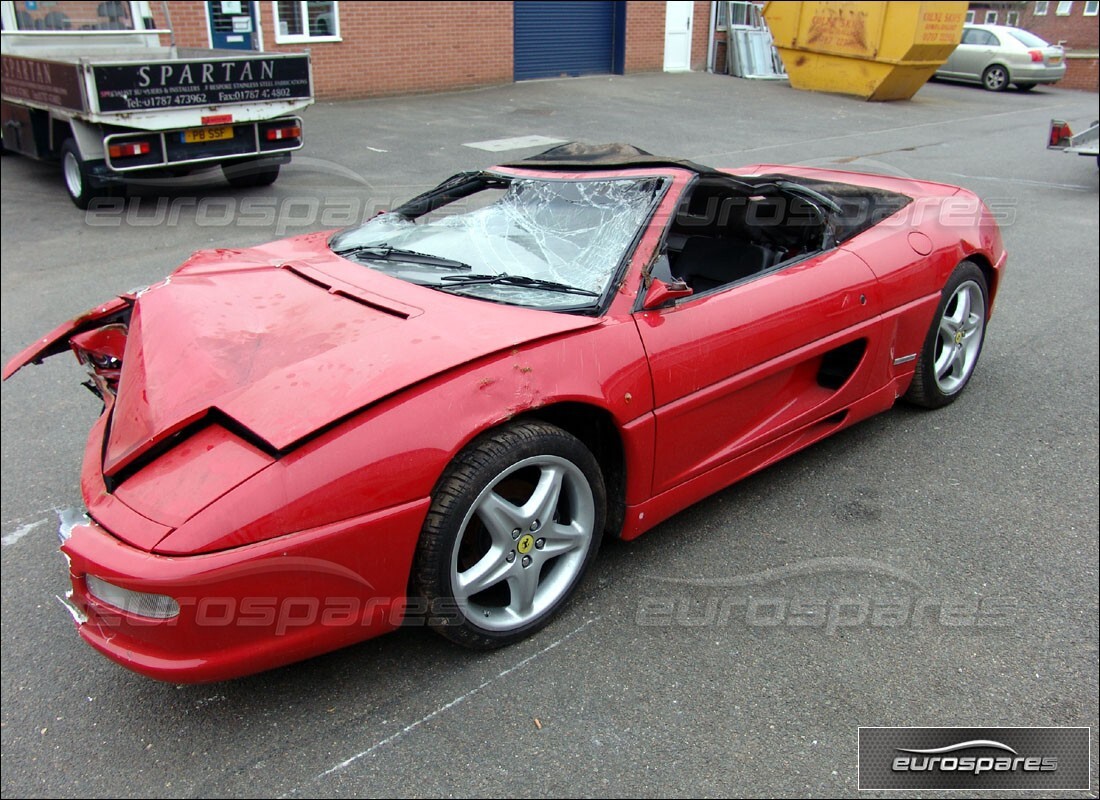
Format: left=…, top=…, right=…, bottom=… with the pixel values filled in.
left=222, top=160, right=280, bottom=188
left=61, top=138, right=102, bottom=209
left=982, top=64, right=1010, bottom=92
left=1014, top=83, right=1037, bottom=92
left=412, top=421, right=606, bottom=649
left=905, top=261, right=989, bottom=409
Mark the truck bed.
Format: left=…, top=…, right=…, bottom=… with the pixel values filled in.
left=1, top=47, right=311, bottom=122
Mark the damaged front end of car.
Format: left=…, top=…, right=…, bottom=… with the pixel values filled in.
left=0, top=279, right=429, bottom=682
left=3, top=295, right=133, bottom=399
left=1, top=232, right=610, bottom=681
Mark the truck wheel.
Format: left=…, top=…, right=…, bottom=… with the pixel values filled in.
left=61, top=139, right=103, bottom=209
left=222, top=160, right=280, bottom=188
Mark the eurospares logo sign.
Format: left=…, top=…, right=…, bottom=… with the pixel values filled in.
left=858, top=727, right=1090, bottom=790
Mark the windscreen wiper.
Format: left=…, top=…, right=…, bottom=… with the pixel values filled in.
left=334, top=245, right=471, bottom=270
left=438, top=273, right=599, bottom=297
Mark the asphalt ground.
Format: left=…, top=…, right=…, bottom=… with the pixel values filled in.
left=1, top=71, right=1098, bottom=798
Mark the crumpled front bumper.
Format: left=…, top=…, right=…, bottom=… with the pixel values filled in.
left=59, top=497, right=429, bottom=683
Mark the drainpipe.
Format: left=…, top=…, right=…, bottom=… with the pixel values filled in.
left=706, top=1, right=718, bottom=72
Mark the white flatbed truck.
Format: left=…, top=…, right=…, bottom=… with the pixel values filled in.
left=1, top=1, right=313, bottom=207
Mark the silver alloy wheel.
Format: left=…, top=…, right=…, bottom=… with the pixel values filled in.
left=450, top=454, right=596, bottom=631
left=983, top=65, right=1008, bottom=91
left=63, top=150, right=83, bottom=200
left=934, top=279, right=985, bottom=395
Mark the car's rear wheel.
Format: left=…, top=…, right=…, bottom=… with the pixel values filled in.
left=412, top=421, right=605, bottom=649
left=905, top=261, right=988, bottom=409
left=982, top=64, right=1009, bottom=92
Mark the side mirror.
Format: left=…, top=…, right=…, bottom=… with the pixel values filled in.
left=641, top=278, right=693, bottom=310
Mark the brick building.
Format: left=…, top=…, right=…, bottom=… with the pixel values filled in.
left=6, top=2, right=1091, bottom=96
left=964, top=0, right=1098, bottom=90
left=141, top=1, right=714, bottom=100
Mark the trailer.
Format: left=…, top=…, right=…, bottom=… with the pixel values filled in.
left=0, top=1, right=313, bottom=207
left=1048, top=118, right=1100, bottom=168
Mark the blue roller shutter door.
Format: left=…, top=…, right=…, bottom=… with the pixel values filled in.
left=514, top=1, right=620, bottom=81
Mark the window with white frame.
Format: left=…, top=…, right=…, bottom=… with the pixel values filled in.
left=985, top=9, right=998, bottom=23
left=729, top=2, right=760, bottom=27
left=1055, top=1, right=1073, bottom=14
left=965, top=9, right=976, bottom=22
left=1034, top=0, right=1049, bottom=13
left=273, top=0, right=338, bottom=42
left=1006, top=9, right=1020, bottom=24
left=1085, top=0, right=1098, bottom=15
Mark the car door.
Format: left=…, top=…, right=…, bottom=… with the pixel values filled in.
left=940, top=28, right=970, bottom=76
left=956, top=29, right=998, bottom=79
left=635, top=248, right=881, bottom=496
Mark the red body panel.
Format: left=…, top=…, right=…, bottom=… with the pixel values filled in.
left=4, top=160, right=1007, bottom=682
left=637, top=248, right=881, bottom=494
left=112, top=425, right=275, bottom=528
left=102, top=259, right=599, bottom=477
left=155, top=314, right=654, bottom=555
left=2, top=296, right=132, bottom=380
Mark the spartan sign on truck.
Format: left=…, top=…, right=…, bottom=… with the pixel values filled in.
left=94, top=57, right=312, bottom=112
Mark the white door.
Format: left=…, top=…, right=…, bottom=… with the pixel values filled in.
left=663, top=0, right=694, bottom=72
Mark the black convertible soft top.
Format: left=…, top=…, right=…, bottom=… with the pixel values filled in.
left=503, top=142, right=732, bottom=181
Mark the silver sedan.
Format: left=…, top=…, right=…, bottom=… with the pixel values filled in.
left=935, top=24, right=1066, bottom=92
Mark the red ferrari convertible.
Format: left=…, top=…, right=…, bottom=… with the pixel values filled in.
left=4, top=144, right=1006, bottom=682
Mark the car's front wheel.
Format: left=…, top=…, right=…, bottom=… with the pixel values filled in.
left=412, top=421, right=605, bottom=649
left=905, top=260, right=988, bottom=409
left=982, top=64, right=1010, bottom=91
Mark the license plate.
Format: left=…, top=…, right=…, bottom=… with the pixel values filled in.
left=182, top=125, right=234, bottom=143
left=1048, top=55, right=1062, bottom=64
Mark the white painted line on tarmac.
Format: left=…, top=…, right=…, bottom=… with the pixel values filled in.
left=943, top=172, right=1093, bottom=192
left=463, top=134, right=566, bottom=152
left=295, top=616, right=600, bottom=790
left=2, top=518, right=48, bottom=549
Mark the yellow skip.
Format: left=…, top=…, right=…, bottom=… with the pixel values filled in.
left=763, top=1, right=969, bottom=100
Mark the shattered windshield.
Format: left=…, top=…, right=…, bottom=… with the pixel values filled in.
left=330, top=177, right=662, bottom=310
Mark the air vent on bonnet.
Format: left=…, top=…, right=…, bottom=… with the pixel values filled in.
left=278, top=262, right=419, bottom=319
